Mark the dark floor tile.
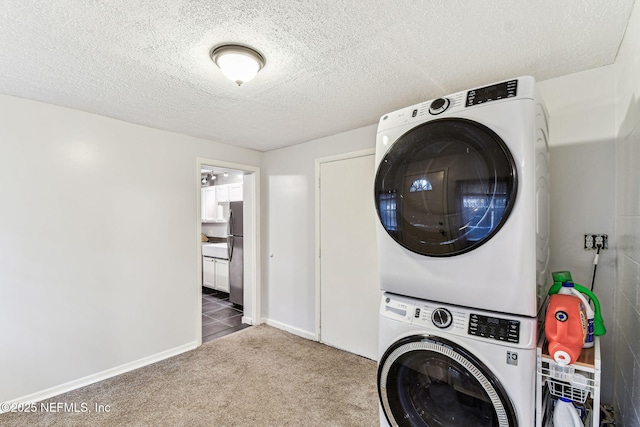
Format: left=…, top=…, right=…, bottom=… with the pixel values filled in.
left=203, top=324, right=251, bottom=343
left=202, top=287, right=217, bottom=296
left=207, top=306, right=242, bottom=321
left=219, top=314, right=244, bottom=327
left=202, top=294, right=217, bottom=302
left=202, top=319, right=233, bottom=337
left=202, top=314, right=219, bottom=327
left=202, top=334, right=216, bottom=344
left=217, top=299, right=234, bottom=307
left=201, top=287, right=244, bottom=343
left=202, top=300, right=226, bottom=314
left=203, top=288, right=229, bottom=298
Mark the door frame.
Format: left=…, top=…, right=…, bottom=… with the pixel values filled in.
left=314, top=148, right=376, bottom=341
left=196, top=157, right=261, bottom=346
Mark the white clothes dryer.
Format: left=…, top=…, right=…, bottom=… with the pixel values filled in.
left=378, top=292, right=537, bottom=427
left=374, top=76, right=550, bottom=317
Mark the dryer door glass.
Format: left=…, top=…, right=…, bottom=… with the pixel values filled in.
left=374, top=118, right=517, bottom=256
left=378, top=336, right=516, bottom=427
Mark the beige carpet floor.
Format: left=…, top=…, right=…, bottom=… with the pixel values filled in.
left=1, top=325, right=379, bottom=426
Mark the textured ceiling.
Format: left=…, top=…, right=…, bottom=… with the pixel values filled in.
left=0, top=1, right=635, bottom=151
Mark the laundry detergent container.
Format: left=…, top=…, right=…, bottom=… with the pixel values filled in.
left=545, top=294, right=588, bottom=365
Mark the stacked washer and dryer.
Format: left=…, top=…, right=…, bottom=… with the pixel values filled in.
left=374, top=76, right=550, bottom=427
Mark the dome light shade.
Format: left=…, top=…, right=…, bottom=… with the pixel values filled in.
left=211, top=44, right=265, bottom=86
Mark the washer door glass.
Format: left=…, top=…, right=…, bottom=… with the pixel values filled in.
left=374, top=118, right=517, bottom=256
left=378, top=336, right=517, bottom=427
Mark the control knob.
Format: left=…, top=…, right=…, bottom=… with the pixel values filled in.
left=429, top=98, right=450, bottom=115
left=431, top=308, right=453, bottom=329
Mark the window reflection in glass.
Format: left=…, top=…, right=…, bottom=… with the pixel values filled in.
left=378, top=191, right=397, bottom=231
left=409, top=178, right=433, bottom=192
left=374, top=118, right=516, bottom=256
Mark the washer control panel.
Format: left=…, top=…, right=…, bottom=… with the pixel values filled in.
left=468, top=313, right=520, bottom=343
left=412, top=303, right=467, bottom=333
left=381, top=293, right=535, bottom=348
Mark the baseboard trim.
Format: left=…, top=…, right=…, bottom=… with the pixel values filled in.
left=265, top=318, right=317, bottom=341
left=2, top=340, right=198, bottom=412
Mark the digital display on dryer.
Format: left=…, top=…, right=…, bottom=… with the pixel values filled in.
left=466, top=80, right=518, bottom=106
left=468, top=313, right=520, bottom=343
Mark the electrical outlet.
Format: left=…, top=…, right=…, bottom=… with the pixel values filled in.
left=584, top=234, right=608, bottom=250
left=584, top=234, right=593, bottom=249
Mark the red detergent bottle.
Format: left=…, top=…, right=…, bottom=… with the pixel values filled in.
left=545, top=293, right=588, bottom=365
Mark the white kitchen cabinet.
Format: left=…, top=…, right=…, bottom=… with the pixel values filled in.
left=202, top=186, right=218, bottom=221
left=201, top=188, right=206, bottom=221
left=229, top=183, right=243, bottom=201
left=215, top=185, right=229, bottom=203
left=202, top=256, right=216, bottom=288
left=202, top=256, right=229, bottom=292
left=202, top=184, right=240, bottom=222
left=214, top=259, right=229, bottom=292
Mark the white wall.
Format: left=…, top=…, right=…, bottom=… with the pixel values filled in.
left=613, top=0, right=640, bottom=424
left=261, top=125, right=376, bottom=336
left=538, top=66, right=617, bottom=401
left=0, top=94, right=261, bottom=403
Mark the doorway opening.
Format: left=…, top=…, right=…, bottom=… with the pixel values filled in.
left=196, top=158, right=260, bottom=345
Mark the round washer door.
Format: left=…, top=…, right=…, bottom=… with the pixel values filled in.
left=378, top=335, right=517, bottom=427
left=374, top=118, right=517, bottom=256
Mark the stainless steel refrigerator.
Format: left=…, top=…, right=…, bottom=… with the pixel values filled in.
left=227, top=201, right=244, bottom=306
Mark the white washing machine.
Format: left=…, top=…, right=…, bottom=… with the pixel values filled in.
left=378, top=292, right=537, bottom=427
left=374, top=76, right=550, bottom=317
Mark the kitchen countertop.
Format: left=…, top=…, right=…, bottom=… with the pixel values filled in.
left=204, top=236, right=227, bottom=243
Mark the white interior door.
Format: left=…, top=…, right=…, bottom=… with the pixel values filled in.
left=319, top=152, right=380, bottom=360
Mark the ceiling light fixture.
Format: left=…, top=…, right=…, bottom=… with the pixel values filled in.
left=201, top=174, right=211, bottom=185
left=210, top=44, right=265, bottom=86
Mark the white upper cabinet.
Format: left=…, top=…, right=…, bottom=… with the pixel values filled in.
left=229, top=183, right=243, bottom=201
left=203, top=186, right=218, bottom=221
left=201, top=183, right=242, bottom=223
left=215, top=185, right=229, bottom=203
left=201, top=188, right=207, bottom=221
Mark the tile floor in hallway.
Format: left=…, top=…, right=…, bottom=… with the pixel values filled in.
left=202, top=288, right=250, bottom=343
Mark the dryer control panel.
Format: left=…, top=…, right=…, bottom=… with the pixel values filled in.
left=376, top=76, right=535, bottom=135
left=466, top=79, right=518, bottom=107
